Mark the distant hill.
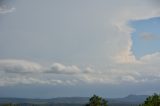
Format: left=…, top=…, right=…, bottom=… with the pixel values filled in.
left=108, top=94, right=148, bottom=104
left=0, top=95, right=148, bottom=106
left=107, top=94, right=148, bottom=106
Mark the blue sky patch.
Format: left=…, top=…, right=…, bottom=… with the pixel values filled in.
left=130, top=17, right=160, bottom=58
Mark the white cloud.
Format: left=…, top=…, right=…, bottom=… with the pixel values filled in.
left=140, top=52, right=160, bottom=62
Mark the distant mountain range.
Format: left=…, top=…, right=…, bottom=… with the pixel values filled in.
left=0, top=95, right=148, bottom=106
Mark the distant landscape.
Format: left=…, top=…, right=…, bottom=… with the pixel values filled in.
left=1, top=1, right=160, bottom=106
left=0, top=95, right=148, bottom=106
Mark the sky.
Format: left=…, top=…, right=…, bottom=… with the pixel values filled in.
left=131, top=17, right=160, bottom=58
left=0, top=0, right=160, bottom=98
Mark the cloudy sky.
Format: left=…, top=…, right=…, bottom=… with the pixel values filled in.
left=0, top=0, right=160, bottom=98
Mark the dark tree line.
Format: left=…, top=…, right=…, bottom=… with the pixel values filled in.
left=86, top=93, right=160, bottom=106
left=86, top=95, right=108, bottom=106
left=139, top=93, right=160, bottom=106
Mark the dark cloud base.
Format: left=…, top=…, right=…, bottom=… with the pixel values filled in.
left=151, top=0, right=160, bottom=7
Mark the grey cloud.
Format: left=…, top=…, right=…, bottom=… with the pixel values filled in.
left=0, top=60, right=42, bottom=74
left=0, top=76, right=70, bottom=86
left=0, top=0, right=15, bottom=14
left=0, top=5, right=15, bottom=14
left=151, top=0, right=160, bottom=7
left=140, top=32, right=159, bottom=41
left=83, top=67, right=96, bottom=74
left=45, top=63, right=81, bottom=74
left=1, top=57, right=160, bottom=86
left=0, top=60, right=90, bottom=75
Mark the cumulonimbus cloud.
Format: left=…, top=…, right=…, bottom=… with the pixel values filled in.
left=0, top=0, right=160, bottom=87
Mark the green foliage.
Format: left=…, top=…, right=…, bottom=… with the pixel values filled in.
left=86, top=94, right=108, bottom=106
left=139, top=93, right=160, bottom=106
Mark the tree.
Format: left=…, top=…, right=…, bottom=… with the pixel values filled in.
left=139, top=93, right=160, bottom=106
left=86, top=94, right=108, bottom=106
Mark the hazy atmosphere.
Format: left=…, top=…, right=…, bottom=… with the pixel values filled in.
left=0, top=0, right=160, bottom=98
